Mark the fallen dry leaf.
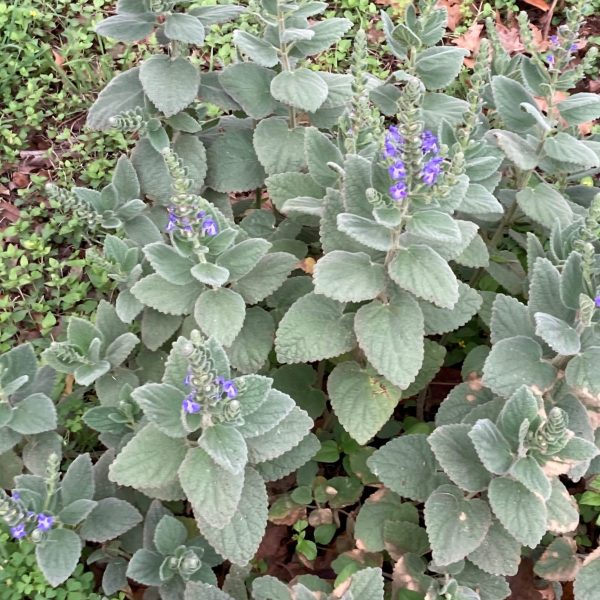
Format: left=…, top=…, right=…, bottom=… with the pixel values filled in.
left=453, top=22, right=484, bottom=54
left=299, top=257, right=316, bottom=274
left=0, top=201, right=20, bottom=226
left=11, top=172, right=29, bottom=188
left=522, top=0, right=550, bottom=11
left=52, top=48, right=65, bottom=66
left=495, top=19, right=525, bottom=54
left=436, top=0, right=463, bottom=31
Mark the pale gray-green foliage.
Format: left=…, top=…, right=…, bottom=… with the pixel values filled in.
left=6, top=452, right=142, bottom=587
left=7, top=0, right=600, bottom=596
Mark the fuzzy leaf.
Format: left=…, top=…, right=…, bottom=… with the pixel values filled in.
left=131, top=274, right=202, bottom=316
left=328, top=361, right=401, bottom=445
left=557, top=93, right=600, bottom=125
left=491, top=75, right=538, bottom=132
left=534, top=312, right=580, bottom=355
left=354, top=295, right=424, bottom=390
left=256, top=433, right=319, bottom=482
left=305, top=127, right=343, bottom=188
left=198, top=425, right=248, bottom=475
left=61, top=454, right=94, bottom=507
left=246, top=407, right=313, bottom=463
left=407, top=210, right=462, bottom=244
left=468, top=419, right=514, bottom=475
left=314, top=251, right=386, bottom=302
left=275, top=292, right=356, bottom=363
left=216, top=239, right=271, bottom=282
left=109, top=424, right=188, bottom=489
left=132, top=382, right=186, bottom=438
left=87, top=67, right=145, bottom=131
left=415, top=47, right=468, bottom=89
left=226, top=307, right=275, bottom=374
left=429, top=424, right=491, bottom=492
left=482, top=336, right=556, bottom=398
left=388, top=245, right=459, bottom=309
left=367, top=434, right=446, bottom=502
left=36, top=528, right=82, bottom=587
left=80, top=498, right=142, bottom=542
left=96, top=13, right=156, bottom=42
left=253, top=118, right=306, bottom=175
left=179, top=447, right=243, bottom=529
left=232, top=31, right=278, bottom=67
left=164, top=13, right=205, bottom=44
left=547, top=479, right=579, bottom=534
left=154, top=515, right=188, bottom=556
left=197, top=467, right=268, bottom=565
left=565, top=347, right=600, bottom=395
left=139, top=55, right=200, bottom=117
left=143, top=242, right=194, bottom=285
left=544, top=132, right=599, bottom=169
left=236, top=388, right=294, bottom=438
left=488, top=477, right=547, bottom=548
left=232, top=252, right=298, bottom=304
left=516, top=184, right=573, bottom=230
left=194, top=288, right=246, bottom=347
left=219, top=64, right=277, bottom=119
left=490, top=130, right=539, bottom=170
left=270, top=69, right=328, bottom=112
left=424, top=484, right=491, bottom=565
left=420, top=282, right=482, bottom=336
left=490, top=294, right=535, bottom=344
left=467, top=519, right=520, bottom=577
left=574, top=555, right=600, bottom=600
left=355, top=489, right=419, bottom=552
left=510, top=456, right=551, bottom=500
left=10, top=393, right=57, bottom=435
left=206, top=129, right=265, bottom=193
left=336, top=213, right=393, bottom=251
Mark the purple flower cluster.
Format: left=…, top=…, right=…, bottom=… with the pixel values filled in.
left=420, top=131, right=443, bottom=187
left=385, top=127, right=408, bottom=202
left=546, top=34, right=579, bottom=65
left=181, top=369, right=238, bottom=415
left=383, top=127, right=444, bottom=201
left=595, top=295, right=600, bottom=308
left=166, top=208, right=218, bottom=237
left=10, top=512, right=54, bottom=540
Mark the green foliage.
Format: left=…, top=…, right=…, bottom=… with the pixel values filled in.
left=3, top=0, right=600, bottom=598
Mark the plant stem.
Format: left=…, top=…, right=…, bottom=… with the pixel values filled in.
left=276, top=1, right=297, bottom=129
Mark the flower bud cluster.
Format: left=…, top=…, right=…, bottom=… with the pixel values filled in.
left=1, top=490, right=54, bottom=541
left=46, top=184, right=103, bottom=228
left=180, top=332, right=241, bottom=425
left=162, top=149, right=219, bottom=244
left=108, top=107, right=147, bottom=133
left=545, top=30, right=580, bottom=68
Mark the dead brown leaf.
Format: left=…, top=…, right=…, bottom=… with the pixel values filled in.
left=522, top=0, right=550, bottom=11
left=0, top=201, right=20, bottom=226
left=12, top=172, right=30, bottom=188
left=495, top=20, right=525, bottom=54
left=453, top=22, right=484, bottom=54
left=299, top=257, right=316, bottom=274
left=436, top=0, right=463, bottom=31
left=52, top=48, right=65, bottom=66
left=392, top=556, right=425, bottom=597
